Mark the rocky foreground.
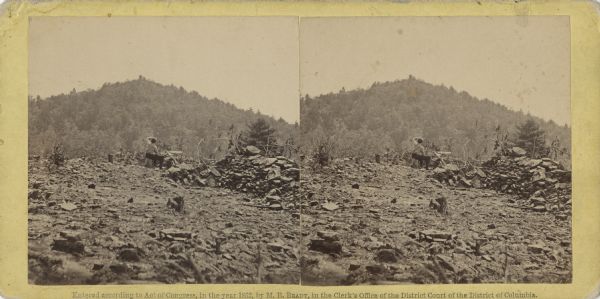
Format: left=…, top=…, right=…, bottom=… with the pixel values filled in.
left=28, top=152, right=300, bottom=285
left=300, top=158, right=572, bottom=285
left=28, top=148, right=572, bottom=285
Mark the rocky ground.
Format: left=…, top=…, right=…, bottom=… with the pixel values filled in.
left=28, top=151, right=572, bottom=286
left=28, top=157, right=299, bottom=285
left=300, top=159, right=572, bottom=285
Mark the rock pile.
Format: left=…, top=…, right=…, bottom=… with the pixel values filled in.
left=216, top=146, right=300, bottom=197
left=430, top=147, right=571, bottom=215
left=164, top=146, right=300, bottom=198
left=163, top=162, right=218, bottom=187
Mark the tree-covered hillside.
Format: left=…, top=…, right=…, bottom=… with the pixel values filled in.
left=300, top=75, right=570, bottom=164
left=29, top=76, right=298, bottom=158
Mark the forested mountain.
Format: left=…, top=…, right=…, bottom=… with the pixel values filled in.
left=300, top=75, right=571, bottom=164
left=29, top=76, right=298, bottom=158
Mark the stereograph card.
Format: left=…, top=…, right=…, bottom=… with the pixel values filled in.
left=0, top=1, right=599, bottom=299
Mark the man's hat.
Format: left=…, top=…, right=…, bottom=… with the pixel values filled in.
left=147, top=137, right=157, bottom=144
left=412, top=137, right=423, bottom=144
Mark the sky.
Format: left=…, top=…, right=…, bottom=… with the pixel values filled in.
left=29, top=17, right=300, bottom=123
left=30, top=16, right=571, bottom=126
left=300, top=16, right=571, bottom=126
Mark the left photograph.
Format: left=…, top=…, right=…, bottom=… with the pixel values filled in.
left=27, top=17, right=300, bottom=284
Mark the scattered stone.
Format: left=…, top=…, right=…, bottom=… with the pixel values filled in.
left=556, top=214, right=568, bottom=221
left=106, top=235, right=126, bottom=249
left=511, top=147, right=527, bottom=156
left=308, top=239, right=342, bottom=255
left=60, top=202, right=78, bottom=211
left=59, top=230, right=81, bottom=241
left=28, top=189, right=41, bottom=200
left=429, top=197, right=448, bottom=215
left=317, top=231, right=339, bottom=241
left=349, top=263, right=361, bottom=271
left=266, top=195, right=281, bottom=203
left=560, top=240, right=571, bottom=247
left=267, top=241, right=286, bottom=252
left=459, top=177, right=472, bottom=187
left=475, top=168, right=487, bottom=178
left=92, top=263, right=104, bottom=271
left=266, top=167, right=282, bottom=181
left=523, top=262, right=540, bottom=270
left=159, top=229, right=192, bottom=241
left=109, top=263, right=128, bottom=274
left=245, top=146, right=261, bottom=156
left=167, top=196, right=184, bottom=212
left=419, top=229, right=453, bottom=242
left=321, top=202, right=339, bottom=211
left=168, top=243, right=185, bottom=254
left=118, top=248, right=141, bottom=262
left=393, top=273, right=412, bottom=281
left=436, top=255, right=455, bottom=272
left=28, top=203, right=45, bottom=213
left=365, top=264, right=386, bottom=275
left=263, top=157, right=278, bottom=166
left=208, top=167, right=221, bottom=177
left=433, top=167, right=447, bottom=175
left=375, top=249, right=398, bottom=263
left=351, top=183, right=360, bottom=189
left=527, top=243, right=549, bottom=254
left=269, top=204, right=283, bottom=210
left=51, top=238, right=85, bottom=255
left=532, top=206, right=547, bottom=212
left=444, top=164, right=459, bottom=172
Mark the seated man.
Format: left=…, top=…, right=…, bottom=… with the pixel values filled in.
left=145, top=137, right=164, bottom=168
left=411, top=137, right=431, bottom=169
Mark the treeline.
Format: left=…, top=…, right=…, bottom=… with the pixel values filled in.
left=29, top=76, right=298, bottom=159
left=300, top=75, right=571, bottom=165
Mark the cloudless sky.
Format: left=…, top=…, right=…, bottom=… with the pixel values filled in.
left=301, top=16, right=570, bottom=126
left=29, top=17, right=300, bottom=123
left=30, top=16, right=570, bottom=126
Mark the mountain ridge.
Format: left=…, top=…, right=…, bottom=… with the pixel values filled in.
left=29, top=76, right=297, bottom=157
left=300, top=75, right=570, bottom=162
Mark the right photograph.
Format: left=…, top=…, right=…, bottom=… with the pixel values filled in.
left=299, top=17, right=572, bottom=285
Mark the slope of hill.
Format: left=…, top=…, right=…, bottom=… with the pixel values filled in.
left=300, top=75, right=571, bottom=163
left=300, top=159, right=571, bottom=284
left=28, top=157, right=300, bottom=284
left=29, top=76, right=297, bottom=158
